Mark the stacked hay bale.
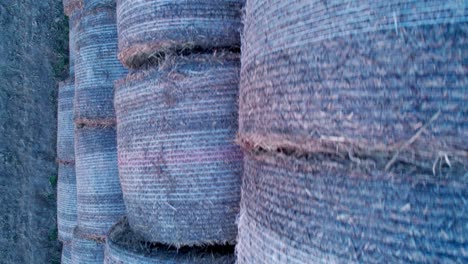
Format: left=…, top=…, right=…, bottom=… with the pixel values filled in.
left=72, top=0, right=127, bottom=262
left=237, top=0, right=468, bottom=263
left=58, top=0, right=81, bottom=262
left=106, top=0, right=244, bottom=262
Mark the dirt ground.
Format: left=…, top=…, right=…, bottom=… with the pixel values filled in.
left=0, top=0, right=68, bottom=263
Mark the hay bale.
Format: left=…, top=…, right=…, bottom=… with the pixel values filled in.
left=69, top=11, right=81, bottom=78
left=239, top=0, right=468, bottom=167
left=61, top=242, right=72, bottom=264
left=237, top=151, right=468, bottom=263
left=75, top=126, right=125, bottom=238
left=74, top=8, right=128, bottom=123
left=57, top=164, right=77, bottom=243
left=63, top=0, right=83, bottom=16
left=104, top=217, right=236, bottom=263
left=72, top=227, right=105, bottom=263
left=57, top=80, right=75, bottom=162
left=83, top=0, right=116, bottom=10
left=114, top=53, right=243, bottom=246
left=116, top=0, right=244, bottom=67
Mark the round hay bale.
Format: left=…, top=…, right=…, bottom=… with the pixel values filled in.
left=72, top=227, right=105, bottom=263
left=57, top=80, right=75, bottom=162
left=63, top=0, right=83, bottom=16
left=74, top=8, right=128, bottom=123
left=116, top=0, right=244, bottom=67
left=104, top=217, right=236, bottom=263
left=75, top=126, right=125, bottom=238
left=69, top=10, right=81, bottom=78
left=239, top=0, right=468, bottom=166
left=83, top=0, right=116, bottom=10
left=114, top=53, right=243, bottom=246
left=237, top=151, right=468, bottom=263
left=61, top=242, right=72, bottom=264
left=57, top=164, right=77, bottom=243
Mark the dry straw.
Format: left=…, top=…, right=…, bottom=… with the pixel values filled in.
left=75, top=126, right=125, bottom=238
left=63, top=0, right=83, bottom=16
left=72, top=227, right=105, bottom=263
left=57, top=80, right=75, bottom=162
left=116, top=0, right=244, bottom=67
left=239, top=0, right=468, bottom=169
left=61, top=242, right=72, bottom=264
left=236, top=151, right=468, bottom=263
left=104, top=217, right=236, bottom=263
left=74, top=7, right=128, bottom=121
left=57, top=164, right=77, bottom=243
left=114, top=52, right=243, bottom=246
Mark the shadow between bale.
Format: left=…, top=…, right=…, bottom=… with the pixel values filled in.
left=104, top=217, right=236, bottom=264
left=116, top=0, right=244, bottom=68
left=236, top=151, right=468, bottom=263
left=114, top=52, right=243, bottom=246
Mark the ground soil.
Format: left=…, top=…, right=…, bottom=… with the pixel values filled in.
left=0, top=0, right=68, bottom=263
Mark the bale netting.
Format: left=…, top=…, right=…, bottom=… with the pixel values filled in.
left=57, top=164, right=77, bottom=242
left=63, top=0, right=83, bottom=16
left=83, top=0, right=116, bottom=11
left=72, top=227, right=105, bottom=263
left=75, top=7, right=127, bottom=122
left=114, top=53, right=243, bottom=246
left=116, top=0, right=244, bottom=67
left=236, top=151, right=468, bottom=264
left=57, top=80, right=75, bottom=162
left=69, top=10, right=81, bottom=78
left=75, top=126, right=125, bottom=238
left=62, top=242, right=72, bottom=264
left=104, top=217, right=236, bottom=264
left=239, top=0, right=468, bottom=167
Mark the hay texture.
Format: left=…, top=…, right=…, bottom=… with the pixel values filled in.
left=74, top=8, right=128, bottom=122
left=63, top=0, right=83, bottom=16
left=114, top=53, right=243, bottom=246
left=69, top=11, right=80, bottom=78
left=236, top=152, right=468, bottom=263
left=61, top=242, right=72, bottom=264
left=239, top=0, right=468, bottom=167
left=57, top=164, right=77, bottom=243
left=116, top=0, right=244, bottom=67
left=104, top=217, right=236, bottom=263
left=75, top=126, right=125, bottom=238
left=57, top=80, right=75, bottom=162
left=83, top=0, right=116, bottom=11
left=72, top=227, right=105, bottom=263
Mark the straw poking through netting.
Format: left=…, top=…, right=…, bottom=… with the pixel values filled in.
left=116, top=0, right=244, bottom=67
left=105, top=217, right=236, bottom=264
left=114, top=52, right=243, bottom=247
left=63, top=0, right=83, bottom=16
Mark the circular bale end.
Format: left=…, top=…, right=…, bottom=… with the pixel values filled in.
left=57, top=164, right=77, bottom=243
left=236, top=151, right=468, bottom=263
left=57, top=80, right=75, bottom=162
left=72, top=227, right=105, bottom=263
left=75, top=126, right=125, bottom=238
left=114, top=52, right=243, bottom=246
left=116, top=0, right=244, bottom=68
left=63, top=0, right=83, bottom=17
left=239, top=0, right=468, bottom=166
left=74, top=7, right=128, bottom=121
left=61, top=242, right=72, bottom=264
left=105, top=217, right=236, bottom=263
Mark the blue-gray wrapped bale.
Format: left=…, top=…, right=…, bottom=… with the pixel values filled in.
left=75, top=126, right=125, bottom=238
left=72, top=227, right=105, bottom=264
left=114, top=53, right=243, bottom=246
left=57, top=164, right=77, bottom=242
left=61, top=242, right=72, bottom=264
left=237, top=152, right=468, bottom=263
left=239, top=0, right=468, bottom=168
left=104, top=217, right=236, bottom=263
left=69, top=11, right=80, bottom=78
left=74, top=8, right=127, bottom=124
left=57, top=80, right=75, bottom=162
left=116, top=0, right=244, bottom=67
left=83, top=0, right=116, bottom=10
left=63, top=0, right=83, bottom=16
